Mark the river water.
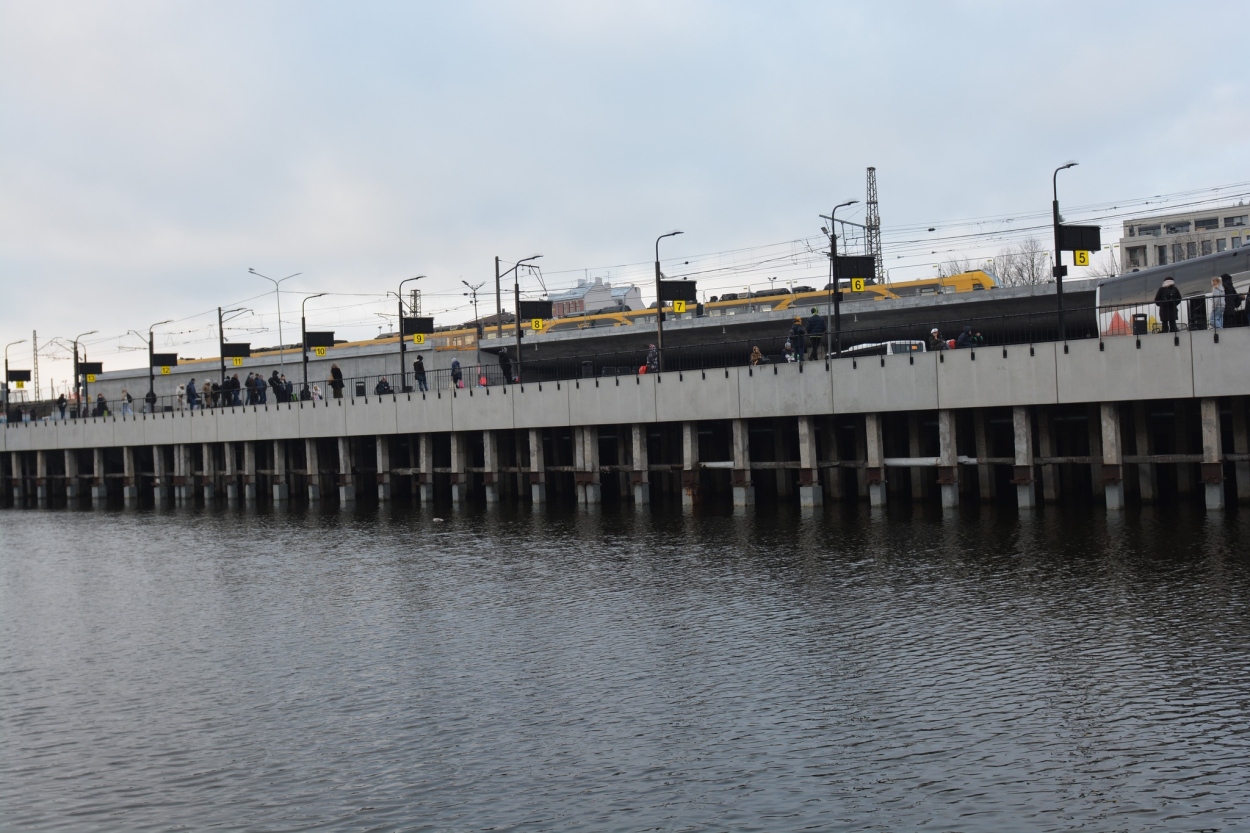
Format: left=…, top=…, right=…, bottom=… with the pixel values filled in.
left=2, top=500, right=1249, bottom=832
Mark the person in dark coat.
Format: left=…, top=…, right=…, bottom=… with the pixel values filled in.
left=928, top=328, right=948, bottom=351
left=413, top=356, right=428, bottom=392
left=1154, top=277, right=1182, bottom=333
left=374, top=377, right=393, bottom=395
left=145, top=388, right=158, bottom=413
left=787, top=317, right=807, bottom=361
left=56, top=394, right=67, bottom=419
left=254, top=372, right=268, bottom=404
left=1221, top=273, right=1244, bottom=327
left=499, top=347, right=512, bottom=385
left=244, top=373, right=256, bottom=405
left=330, top=364, right=344, bottom=398
left=270, top=370, right=284, bottom=403
left=805, top=308, right=826, bottom=360
left=955, top=325, right=975, bottom=348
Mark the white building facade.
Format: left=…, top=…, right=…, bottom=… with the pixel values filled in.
left=1120, top=204, right=1249, bottom=271
left=549, top=277, right=643, bottom=318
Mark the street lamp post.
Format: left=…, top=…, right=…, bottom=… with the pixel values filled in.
left=249, top=268, right=301, bottom=367
left=4, top=339, right=26, bottom=410
left=492, top=255, right=542, bottom=383
left=1052, top=161, right=1078, bottom=343
left=653, top=231, right=683, bottom=371
left=301, top=293, right=327, bottom=396
left=463, top=280, right=484, bottom=367
left=821, top=200, right=858, bottom=357
left=217, top=306, right=249, bottom=385
left=72, top=330, right=98, bottom=418
left=396, top=276, right=425, bottom=392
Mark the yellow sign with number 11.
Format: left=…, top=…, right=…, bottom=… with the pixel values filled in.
left=232, top=357, right=244, bottom=367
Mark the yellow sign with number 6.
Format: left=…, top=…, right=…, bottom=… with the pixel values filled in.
left=851, top=278, right=866, bottom=292
left=531, top=318, right=544, bottom=332
left=413, top=334, right=425, bottom=345
left=313, top=346, right=327, bottom=357
left=85, top=374, right=96, bottom=383
left=1074, top=250, right=1090, bottom=266
left=232, top=357, right=244, bottom=366
left=673, top=300, right=686, bottom=314
left=160, top=366, right=171, bottom=375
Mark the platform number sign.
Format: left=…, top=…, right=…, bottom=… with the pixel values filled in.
left=313, top=346, right=327, bottom=357
left=412, top=334, right=425, bottom=345
left=672, top=300, right=686, bottom=314
left=14, top=380, right=23, bottom=389
left=232, top=357, right=244, bottom=366
left=851, top=278, right=866, bottom=292
left=531, top=318, right=545, bottom=332
left=1074, top=250, right=1090, bottom=266
left=85, top=374, right=96, bottom=383
left=160, top=366, right=171, bottom=375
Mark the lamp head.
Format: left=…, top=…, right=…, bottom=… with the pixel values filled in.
left=837, top=199, right=859, bottom=209
left=1062, top=161, right=1078, bottom=170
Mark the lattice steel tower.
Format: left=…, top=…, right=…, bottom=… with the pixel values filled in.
left=865, top=167, right=884, bottom=283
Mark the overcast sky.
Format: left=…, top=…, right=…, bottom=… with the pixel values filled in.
left=2, top=0, right=1248, bottom=386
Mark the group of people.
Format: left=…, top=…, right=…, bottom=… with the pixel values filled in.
left=158, top=370, right=332, bottom=412
left=927, top=325, right=985, bottom=351
left=1155, top=273, right=1244, bottom=332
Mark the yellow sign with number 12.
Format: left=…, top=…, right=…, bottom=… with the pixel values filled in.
left=160, top=366, right=171, bottom=375
left=1074, top=250, right=1090, bottom=266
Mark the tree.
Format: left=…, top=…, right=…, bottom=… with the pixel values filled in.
left=992, top=237, right=1051, bottom=287
left=938, top=257, right=974, bottom=278
left=1086, top=246, right=1120, bottom=280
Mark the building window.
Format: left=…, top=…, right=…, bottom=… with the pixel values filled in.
left=1128, top=246, right=1146, bottom=268
left=1201, top=239, right=1212, bottom=256
left=1128, top=226, right=1136, bottom=237
left=1166, top=222, right=1191, bottom=234
left=1234, top=237, right=1242, bottom=249
left=1187, top=242, right=1197, bottom=259
left=1157, top=245, right=1168, bottom=265
left=1195, top=217, right=1219, bottom=231
left=1217, top=238, right=1227, bottom=252
left=1173, top=243, right=1184, bottom=262
left=1225, top=215, right=1247, bottom=228
left=1139, top=224, right=1162, bottom=237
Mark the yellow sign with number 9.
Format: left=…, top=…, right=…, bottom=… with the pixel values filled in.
left=313, top=346, right=327, bottom=357
left=1074, top=250, right=1090, bottom=266
left=160, top=366, right=171, bottom=375
left=413, top=334, right=425, bottom=345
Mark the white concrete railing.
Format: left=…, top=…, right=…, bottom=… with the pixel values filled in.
left=4, top=328, right=1247, bottom=453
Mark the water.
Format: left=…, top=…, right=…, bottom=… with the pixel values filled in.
left=2, top=501, right=1249, bottom=832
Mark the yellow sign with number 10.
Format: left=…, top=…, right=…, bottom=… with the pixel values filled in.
left=313, top=346, right=327, bottom=357
left=1074, top=250, right=1090, bottom=266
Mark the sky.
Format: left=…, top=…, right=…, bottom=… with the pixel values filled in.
left=2, top=0, right=1248, bottom=389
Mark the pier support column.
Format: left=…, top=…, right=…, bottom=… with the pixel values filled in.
left=732, top=418, right=754, bottom=506
left=774, top=418, right=793, bottom=499
left=272, top=440, right=289, bottom=503
left=974, top=411, right=996, bottom=502
left=821, top=419, right=843, bottom=501
left=64, top=449, right=80, bottom=500
left=152, top=446, right=170, bottom=504
left=1088, top=405, right=1107, bottom=501
left=224, top=442, right=239, bottom=503
left=242, top=441, right=257, bottom=504
left=1231, top=399, right=1249, bottom=504
left=11, top=452, right=25, bottom=503
left=1100, top=403, right=1125, bottom=511
left=1012, top=406, right=1036, bottom=509
left=123, top=447, right=138, bottom=505
left=449, top=433, right=466, bottom=504
left=1175, top=402, right=1194, bottom=495
left=36, top=450, right=49, bottom=505
left=337, top=437, right=355, bottom=504
left=528, top=429, right=546, bottom=504
left=865, top=413, right=886, bottom=507
left=1038, top=409, right=1059, bottom=502
left=305, top=439, right=321, bottom=501
left=1133, top=402, right=1156, bottom=502
left=907, top=413, right=925, bottom=501
left=418, top=434, right=434, bottom=503
left=201, top=443, right=216, bottom=502
left=376, top=435, right=392, bottom=502
left=482, top=431, right=499, bottom=504
left=681, top=421, right=699, bottom=507
left=630, top=424, right=650, bottom=505
left=798, top=415, right=822, bottom=508
left=854, top=419, right=868, bottom=499
left=92, top=448, right=107, bottom=506
left=1201, top=397, right=1225, bottom=511
left=938, top=409, right=959, bottom=508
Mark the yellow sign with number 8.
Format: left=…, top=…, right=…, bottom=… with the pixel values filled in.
left=160, top=366, right=171, bottom=375
left=851, top=278, right=865, bottom=292
left=1074, top=250, right=1090, bottom=266
left=531, top=319, right=544, bottom=332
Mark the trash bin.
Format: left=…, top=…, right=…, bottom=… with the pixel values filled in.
left=581, top=361, right=594, bottom=378
left=1131, top=313, right=1148, bottom=336
left=355, top=381, right=367, bottom=397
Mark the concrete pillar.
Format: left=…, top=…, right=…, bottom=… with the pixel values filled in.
left=581, top=426, right=601, bottom=504
left=418, top=434, right=434, bottom=503
left=630, top=424, right=650, bottom=505
left=1012, top=406, right=1036, bottom=509
left=92, top=448, right=107, bottom=506
left=1201, top=397, right=1225, bottom=511
left=798, top=415, right=822, bottom=508
left=907, top=413, right=925, bottom=502
left=864, top=413, right=886, bottom=507
left=377, top=435, right=393, bottom=502
left=938, top=409, right=959, bottom=508
left=1175, top=402, right=1194, bottom=495
left=732, top=418, right=754, bottom=506
left=681, top=421, right=700, bottom=507
left=1233, top=399, right=1250, bottom=504
left=1037, top=410, right=1058, bottom=502
left=854, top=419, right=868, bottom=499
left=36, top=450, right=49, bottom=504
left=973, top=411, right=996, bottom=501
left=10, top=452, right=25, bottom=503
left=821, top=419, right=843, bottom=501
left=242, top=441, right=258, bottom=504
left=123, top=447, right=139, bottom=505
left=272, top=440, right=289, bottom=503
left=482, top=430, right=499, bottom=504
left=201, top=443, right=216, bottom=502
left=65, top=449, right=80, bottom=500
left=304, top=439, right=321, bottom=501
left=338, top=436, right=355, bottom=503
left=1088, top=404, right=1106, bottom=500
left=223, top=441, right=239, bottom=503
left=449, top=433, right=466, bottom=503
left=151, top=446, right=169, bottom=504
left=1100, top=402, right=1125, bottom=510
left=774, top=418, right=792, bottom=498
left=1133, top=402, right=1156, bottom=502
left=528, top=428, right=546, bottom=504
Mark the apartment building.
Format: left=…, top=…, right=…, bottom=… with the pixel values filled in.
left=1120, top=204, right=1249, bottom=270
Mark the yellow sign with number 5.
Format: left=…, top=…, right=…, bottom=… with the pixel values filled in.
left=412, top=334, right=425, bottom=345
left=313, top=346, right=327, bottom=357
left=160, top=366, right=171, bottom=375
left=673, top=300, right=686, bottom=314
left=1074, top=250, right=1090, bottom=266
left=851, top=278, right=865, bottom=292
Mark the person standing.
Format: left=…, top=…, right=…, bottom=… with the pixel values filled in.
left=788, top=317, right=807, bottom=361
left=1209, top=276, right=1226, bottom=330
left=1154, top=277, right=1182, bottom=333
left=805, top=308, right=826, bottom=360
left=57, top=393, right=67, bottom=419
left=329, top=364, right=344, bottom=399
left=956, top=325, right=975, bottom=348
left=176, top=383, right=186, bottom=410
left=145, top=388, right=158, bottom=413
left=450, top=358, right=463, bottom=389
left=646, top=344, right=659, bottom=373
left=499, top=347, right=512, bottom=385
left=255, top=372, right=268, bottom=404
left=187, top=379, right=199, bottom=411
left=95, top=392, right=107, bottom=417
left=414, top=356, right=428, bottom=392
left=244, top=373, right=256, bottom=405
left=121, top=388, right=134, bottom=416
left=1220, top=273, right=1242, bottom=328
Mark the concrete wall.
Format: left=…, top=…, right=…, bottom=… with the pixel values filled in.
left=6, top=328, right=1250, bottom=453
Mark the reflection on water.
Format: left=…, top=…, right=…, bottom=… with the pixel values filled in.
left=2, top=501, right=1249, bottom=831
